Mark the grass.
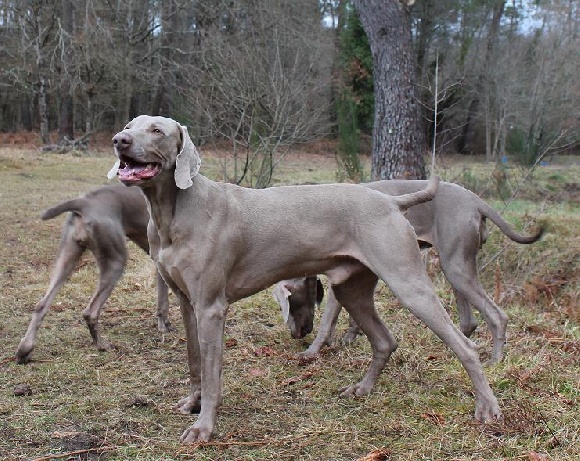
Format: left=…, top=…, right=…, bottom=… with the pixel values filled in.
left=0, top=145, right=578, bottom=460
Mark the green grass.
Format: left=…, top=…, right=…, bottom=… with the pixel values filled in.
left=0, top=146, right=578, bottom=460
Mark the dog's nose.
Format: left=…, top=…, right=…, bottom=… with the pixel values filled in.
left=112, top=132, right=132, bottom=150
left=302, top=324, right=313, bottom=337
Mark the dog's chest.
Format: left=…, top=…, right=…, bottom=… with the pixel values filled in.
left=157, top=245, right=184, bottom=284
left=156, top=243, right=203, bottom=298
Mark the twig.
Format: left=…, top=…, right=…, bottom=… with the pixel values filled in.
left=32, top=445, right=115, bottom=461
left=431, top=51, right=439, bottom=174
left=0, top=356, right=15, bottom=366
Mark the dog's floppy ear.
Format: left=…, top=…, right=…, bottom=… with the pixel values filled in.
left=273, top=282, right=293, bottom=323
left=175, top=124, right=201, bottom=189
left=107, top=159, right=120, bottom=180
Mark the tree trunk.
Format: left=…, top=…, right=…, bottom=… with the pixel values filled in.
left=152, top=0, right=179, bottom=116
left=57, top=0, right=74, bottom=141
left=38, top=76, right=49, bottom=144
left=352, top=0, right=426, bottom=180
left=34, top=3, right=51, bottom=145
left=456, top=0, right=506, bottom=156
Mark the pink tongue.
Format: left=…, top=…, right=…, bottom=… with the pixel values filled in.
left=119, top=164, right=158, bottom=181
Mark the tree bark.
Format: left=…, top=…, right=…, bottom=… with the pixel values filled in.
left=34, top=2, right=52, bottom=145
left=57, top=0, right=74, bottom=141
left=352, top=0, right=426, bottom=180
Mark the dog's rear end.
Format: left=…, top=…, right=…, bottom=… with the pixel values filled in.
left=274, top=180, right=544, bottom=364
left=16, top=185, right=169, bottom=364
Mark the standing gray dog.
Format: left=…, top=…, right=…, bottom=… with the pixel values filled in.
left=275, top=180, right=544, bottom=364
left=108, top=115, right=500, bottom=443
left=15, top=185, right=170, bottom=364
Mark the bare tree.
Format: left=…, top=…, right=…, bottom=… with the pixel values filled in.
left=185, top=0, right=333, bottom=187
left=457, top=0, right=506, bottom=159
left=14, top=0, right=59, bottom=144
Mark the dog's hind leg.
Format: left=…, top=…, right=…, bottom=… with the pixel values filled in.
left=455, top=290, right=479, bottom=338
left=82, top=224, right=127, bottom=351
left=439, top=247, right=508, bottom=365
left=16, top=220, right=86, bottom=363
left=371, top=245, right=501, bottom=422
left=332, top=270, right=398, bottom=397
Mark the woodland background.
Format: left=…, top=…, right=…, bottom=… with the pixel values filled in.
left=0, top=0, right=578, bottom=186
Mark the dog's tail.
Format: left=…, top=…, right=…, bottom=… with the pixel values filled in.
left=478, top=201, right=545, bottom=244
left=391, top=175, right=439, bottom=211
left=41, top=198, right=87, bottom=220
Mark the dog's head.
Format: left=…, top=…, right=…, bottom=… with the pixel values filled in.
left=273, top=277, right=324, bottom=339
left=108, top=115, right=201, bottom=189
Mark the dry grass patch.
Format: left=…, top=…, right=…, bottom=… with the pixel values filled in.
left=0, top=147, right=578, bottom=460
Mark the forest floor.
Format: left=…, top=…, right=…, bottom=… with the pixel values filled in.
left=0, top=143, right=578, bottom=460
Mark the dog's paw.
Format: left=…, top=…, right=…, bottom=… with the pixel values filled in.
left=180, top=421, right=213, bottom=444
left=475, top=397, right=502, bottom=423
left=95, top=338, right=114, bottom=352
left=15, top=351, right=32, bottom=365
left=15, top=339, right=35, bottom=364
left=341, top=329, right=361, bottom=346
left=482, top=356, right=501, bottom=367
left=482, top=344, right=505, bottom=367
left=339, top=383, right=371, bottom=398
left=176, top=394, right=202, bottom=414
left=297, top=348, right=320, bottom=360
left=157, top=318, right=173, bottom=333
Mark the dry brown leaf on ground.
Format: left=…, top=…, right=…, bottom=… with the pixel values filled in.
left=421, top=411, right=446, bottom=426
left=280, top=372, right=314, bottom=386
left=527, top=451, right=549, bottom=460
left=225, top=338, right=238, bottom=348
left=247, top=367, right=267, bottom=377
left=356, top=447, right=391, bottom=461
left=254, top=346, right=278, bottom=357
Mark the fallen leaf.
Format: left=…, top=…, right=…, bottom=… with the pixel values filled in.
left=225, top=338, right=238, bottom=348
left=254, top=346, right=277, bottom=357
left=296, top=354, right=319, bottom=366
left=357, top=448, right=391, bottom=461
left=421, top=411, right=445, bottom=426
left=247, top=368, right=266, bottom=377
left=527, top=452, right=548, bottom=461
left=281, top=372, right=313, bottom=386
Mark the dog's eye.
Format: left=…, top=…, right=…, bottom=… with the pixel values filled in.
left=152, top=128, right=163, bottom=134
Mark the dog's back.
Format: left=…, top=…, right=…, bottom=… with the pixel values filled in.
left=42, top=185, right=150, bottom=251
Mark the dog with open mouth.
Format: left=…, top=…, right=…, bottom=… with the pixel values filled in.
left=107, top=115, right=501, bottom=443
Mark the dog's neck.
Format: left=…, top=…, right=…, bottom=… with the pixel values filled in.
left=140, top=175, right=181, bottom=247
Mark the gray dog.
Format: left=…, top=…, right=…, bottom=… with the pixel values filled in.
left=274, top=180, right=544, bottom=365
left=107, top=115, right=500, bottom=443
left=15, top=185, right=170, bottom=364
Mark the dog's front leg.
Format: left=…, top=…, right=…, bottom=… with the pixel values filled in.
left=301, top=287, right=342, bottom=357
left=180, top=296, right=227, bottom=443
left=175, top=293, right=202, bottom=415
left=155, top=271, right=172, bottom=333
left=148, top=222, right=172, bottom=332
